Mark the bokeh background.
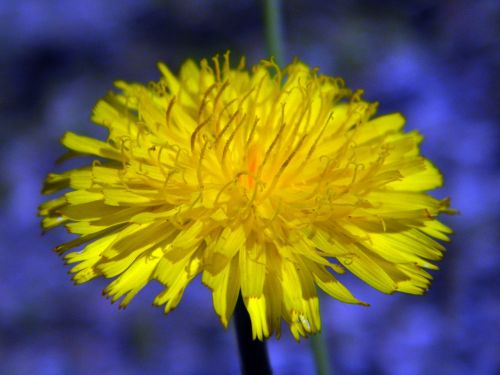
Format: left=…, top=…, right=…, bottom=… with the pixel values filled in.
left=1, top=1, right=498, bottom=374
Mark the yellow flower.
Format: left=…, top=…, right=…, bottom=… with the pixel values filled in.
left=39, top=53, right=453, bottom=340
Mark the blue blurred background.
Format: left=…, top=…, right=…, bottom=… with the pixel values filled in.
left=1, top=1, right=498, bottom=374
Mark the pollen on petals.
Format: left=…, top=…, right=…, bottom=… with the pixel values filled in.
left=39, top=52, right=453, bottom=340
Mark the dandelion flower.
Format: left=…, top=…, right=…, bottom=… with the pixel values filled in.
left=39, top=53, right=453, bottom=340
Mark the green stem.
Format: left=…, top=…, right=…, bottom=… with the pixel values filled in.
left=311, top=331, right=332, bottom=375
left=261, top=2, right=332, bottom=373
left=234, top=296, right=272, bottom=375
left=262, top=0, right=285, bottom=66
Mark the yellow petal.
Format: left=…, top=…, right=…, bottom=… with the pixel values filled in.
left=61, top=132, right=121, bottom=160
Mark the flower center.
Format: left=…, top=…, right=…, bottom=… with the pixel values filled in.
left=239, top=144, right=259, bottom=190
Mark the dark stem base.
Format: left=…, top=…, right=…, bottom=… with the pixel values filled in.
left=234, top=296, right=272, bottom=375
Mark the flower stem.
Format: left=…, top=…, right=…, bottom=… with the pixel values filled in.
left=262, top=0, right=285, bottom=66
left=311, top=332, right=332, bottom=375
left=261, top=1, right=332, bottom=373
left=234, top=296, right=272, bottom=375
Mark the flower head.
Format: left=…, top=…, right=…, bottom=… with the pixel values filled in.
left=40, top=53, right=453, bottom=340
